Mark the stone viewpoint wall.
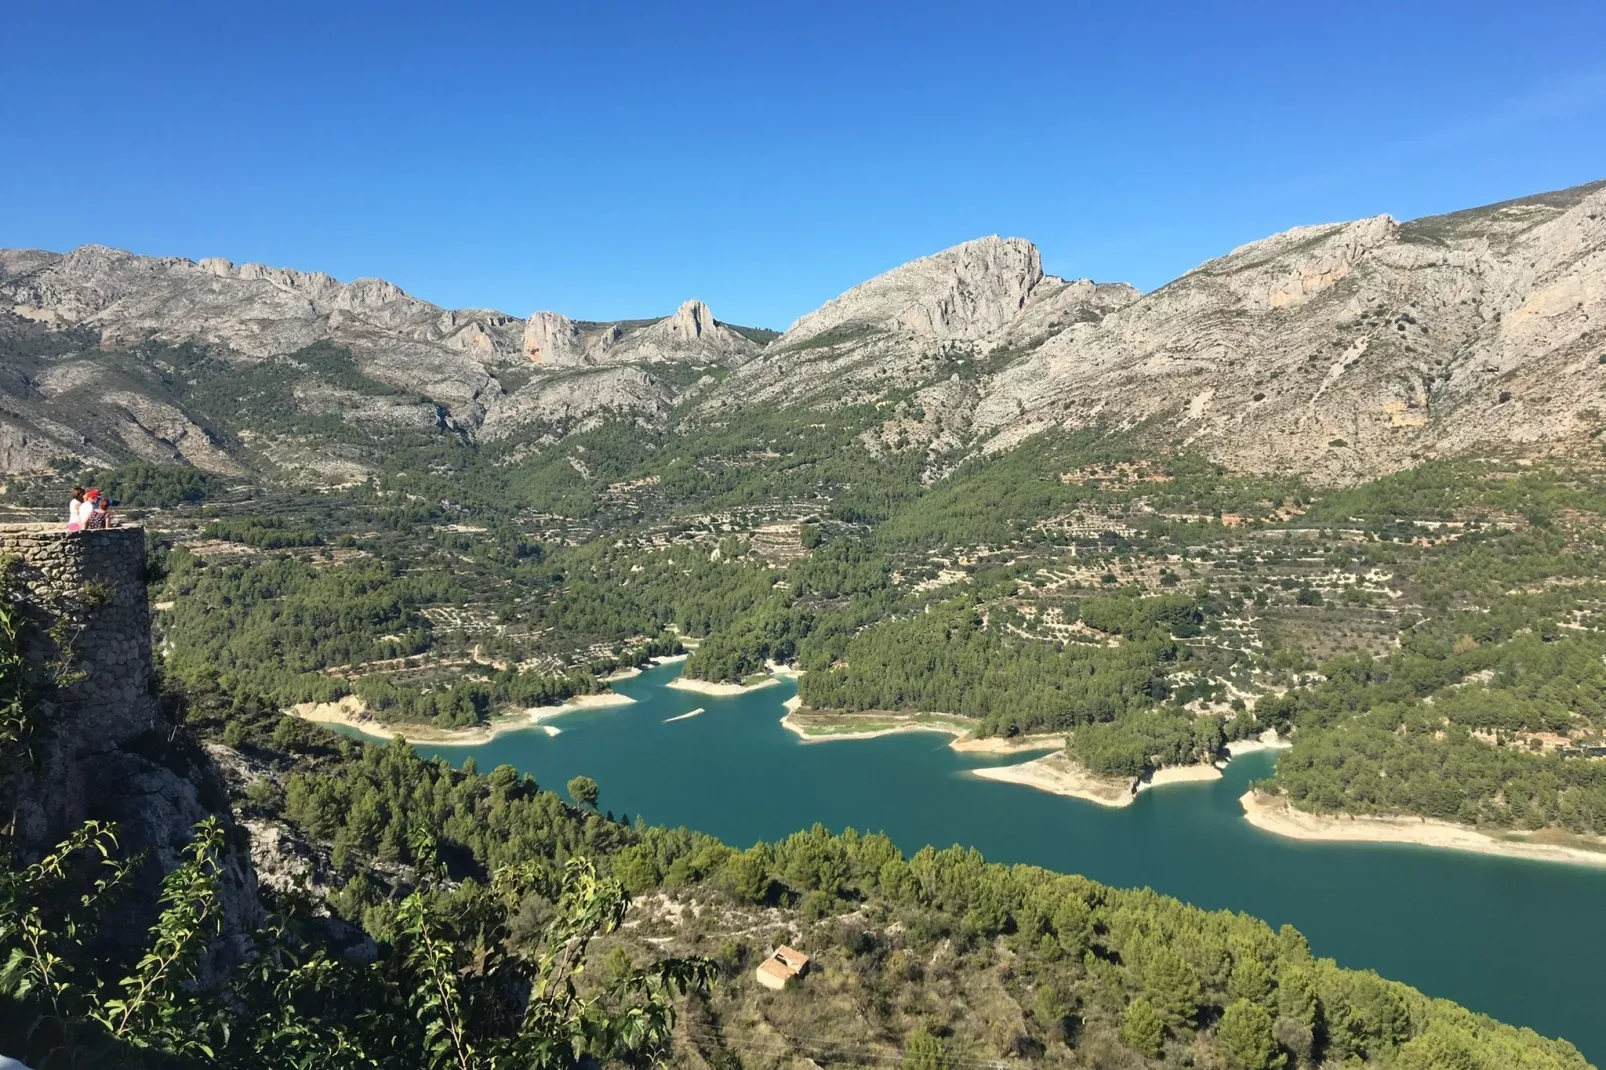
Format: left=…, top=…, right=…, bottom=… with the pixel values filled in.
left=0, top=524, right=259, bottom=966
left=0, top=524, right=160, bottom=747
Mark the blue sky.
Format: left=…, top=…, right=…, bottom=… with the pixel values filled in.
left=6, top=1, right=1605, bottom=328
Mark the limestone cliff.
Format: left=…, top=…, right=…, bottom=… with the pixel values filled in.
left=707, top=178, right=1606, bottom=481
left=0, top=249, right=765, bottom=471
left=966, top=179, right=1606, bottom=480
left=4, top=176, right=1605, bottom=482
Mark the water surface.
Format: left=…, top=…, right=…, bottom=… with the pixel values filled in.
left=415, top=664, right=1606, bottom=1062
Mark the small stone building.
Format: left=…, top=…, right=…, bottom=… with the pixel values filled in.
left=755, top=945, right=810, bottom=991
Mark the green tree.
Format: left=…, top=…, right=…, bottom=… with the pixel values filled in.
left=1142, top=947, right=1201, bottom=1029
left=1227, top=952, right=1273, bottom=1007
left=1394, top=1024, right=1481, bottom=1070
left=1120, top=997, right=1165, bottom=1057
left=901, top=1024, right=953, bottom=1070
left=566, top=775, right=600, bottom=809
left=1276, top=965, right=1318, bottom=1029
left=722, top=847, right=772, bottom=904
left=1217, top=999, right=1283, bottom=1070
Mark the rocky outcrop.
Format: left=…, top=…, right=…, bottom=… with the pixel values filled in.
left=707, top=237, right=1139, bottom=415
left=774, top=236, right=1049, bottom=347
left=707, top=178, right=1606, bottom=481
left=605, top=300, right=758, bottom=365
left=0, top=248, right=777, bottom=471
left=523, top=311, right=587, bottom=366
left=481, top=366, right=679, bottom=440
left=521, top=300, right=757, bottom=369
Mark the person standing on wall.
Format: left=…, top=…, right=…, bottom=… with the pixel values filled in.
left=66, top=485, right=87, bottom=531
left=83, top=490, right=111, bottom=530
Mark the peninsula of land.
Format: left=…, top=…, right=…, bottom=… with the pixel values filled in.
left=291, top=691, right=635, bottom=746
left=1239, top=790, right=1606, bottom=867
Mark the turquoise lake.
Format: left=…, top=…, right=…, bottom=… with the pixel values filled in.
left=412, top=663, right=1606, bottom=1062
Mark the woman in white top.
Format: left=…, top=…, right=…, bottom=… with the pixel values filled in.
left=66, top=485, right=88, bottom=531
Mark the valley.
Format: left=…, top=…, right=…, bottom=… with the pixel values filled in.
left=5, top=176, right=1606, bottom=1068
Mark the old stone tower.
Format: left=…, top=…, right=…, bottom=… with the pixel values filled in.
left=0, top=524, right=161, bottom=762
left=0, top=524, right=258, bottom=958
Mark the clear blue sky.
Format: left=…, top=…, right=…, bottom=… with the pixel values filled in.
left=6, top=1, right=1605, bottom=329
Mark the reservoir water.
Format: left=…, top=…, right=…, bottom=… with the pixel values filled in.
left=413, top=663, right=1606, bottom=1062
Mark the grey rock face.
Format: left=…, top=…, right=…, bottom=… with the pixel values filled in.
left=709, top=179, right=1606, bottom=482
left=774, top=236, right=1048, bottom=347
left=0, top=248, right=768, bottom=470
left=969, top=180, right=1606, bottom=480
left=521, top=299, right=757, bottom=369
left=3, top=177, right=1603, bottom=482
left=707, top=237, right=1139, bottom=414
left=481, top=366, right=677, bottom=440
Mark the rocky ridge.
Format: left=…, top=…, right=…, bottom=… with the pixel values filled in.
left=703, top=179, right=1606, bottom=482
left=3, top=177, right=1604, bottom=483
left=0, top=248, right=759, bottom=474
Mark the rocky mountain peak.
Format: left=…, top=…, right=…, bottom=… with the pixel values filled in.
left=522, top=311, right=584, bottom=365
left=665, top=299, right=714, bottom=339
left=774, top=235, right=1046, bottom=348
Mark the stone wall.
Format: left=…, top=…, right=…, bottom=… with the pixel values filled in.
left=0, top=524, right=159, bottom=747
left=1, top=523, right=261, bottom=967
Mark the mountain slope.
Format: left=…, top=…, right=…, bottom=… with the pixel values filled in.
left=969, top=179, right=1606, bottom=481
left=0, top=247, right=763, bottom=475
left=3, top=177, right=1603, bottom=483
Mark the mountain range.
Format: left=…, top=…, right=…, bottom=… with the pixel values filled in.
left=2, top=177, right=1602, bottom=483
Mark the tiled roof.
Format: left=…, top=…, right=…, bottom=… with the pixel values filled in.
left=757, top=958, right=793, bottom=981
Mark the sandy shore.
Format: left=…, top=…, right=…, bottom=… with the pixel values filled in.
left=1137, top=764, right=1223, bottom=792
left=650, top=653, right=689, bottom=665
left=1240, top=791, right=1606, bottom=867
left=971, top=752, right=1137, bottom=808
left=292, top=696, right=524, bottom=746
left=949, top=733, right=1067, bottom=754
left=975, top=754, right=1225, bottom=806
left=291, top=690, right=634, bottom=746
left=779, top=700, right=972, bottom=744
left=668, top=674, right=780, bottom=696
left=527, top=692, right=636, bottom=721
left=601, top=666, right=643, bottom=682
left=1224, top=736, right=1292, bottom=758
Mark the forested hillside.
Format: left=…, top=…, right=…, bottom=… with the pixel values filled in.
left=2, top=637, right=1591, bottom=1067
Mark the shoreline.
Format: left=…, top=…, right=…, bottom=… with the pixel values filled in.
left=669, top=674, right=780, bottom=696
left=1223, top=737, right=1293, bottom=758
left=778, top=699, right=1065, bottom=753
left=1239, top=791, right=1606, bottom=868
left=973, top=754, right=1224, bottom=807
left=949, top=733, right=1067, bottom=754
left=291, top=690, right=635, bottom=746
left=779, top=699, right=978, bottom=745
left=971, top=752, right=1138, bottom=808
left=1138, top=763, right=1224, bottom=792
